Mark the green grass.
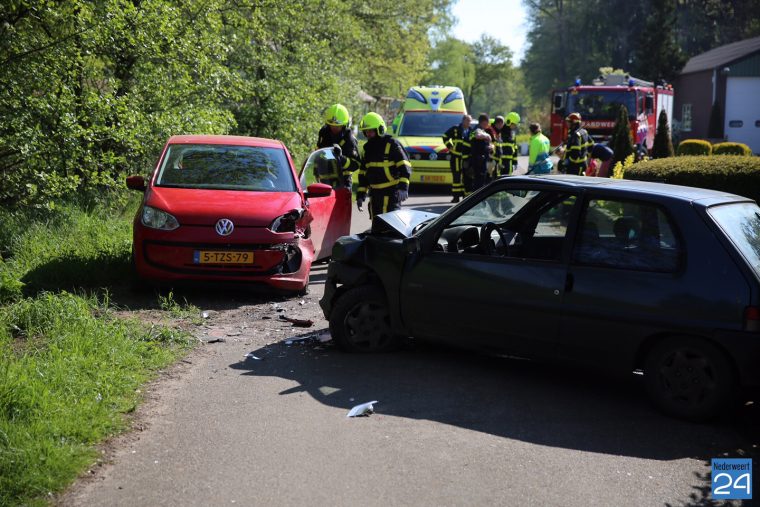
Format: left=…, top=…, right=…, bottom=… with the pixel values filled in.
left=0, top=192, right=200, bottom=505
left=0, top=291, right=193, bottom=506
left=158, top=290, right=203, bottom=325
left=0, top=196, right=139, bottom=302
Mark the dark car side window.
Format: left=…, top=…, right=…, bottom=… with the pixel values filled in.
left=437, top=189, right=576, bottom=262
left=572, top=198, right=682, bottom=272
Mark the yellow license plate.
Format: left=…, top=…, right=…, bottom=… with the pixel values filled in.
left=420, top=175, right=445, bottom=182
left=194, top=251, right=254, bottom=264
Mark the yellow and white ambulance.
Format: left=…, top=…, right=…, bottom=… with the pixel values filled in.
left=389, top=86, right=467, bottom=185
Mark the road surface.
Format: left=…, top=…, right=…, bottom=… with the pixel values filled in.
left=62, top=179, right=758, bottom=507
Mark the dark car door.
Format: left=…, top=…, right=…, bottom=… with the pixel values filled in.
left=399, top=185, right=579, bottom=357
left=299, top=149, right=352, bottom=260
left=558, top=194, right=688, bottom=367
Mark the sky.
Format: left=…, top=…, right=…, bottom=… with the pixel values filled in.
left=451, top=0, right=529, bottom=63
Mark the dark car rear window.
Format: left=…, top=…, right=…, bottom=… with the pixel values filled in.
left=155, top=144, right=295, bottom=192
left=707, top=202, right=760, bottom=278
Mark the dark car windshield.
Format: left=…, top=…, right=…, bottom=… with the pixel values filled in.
left=707, top=202, right=760, bottom=278
left=155, top=144, right=296, bottom=192
left=399, top=112, right=461, bottom=137
left=567, top=91, right=636, bottom=119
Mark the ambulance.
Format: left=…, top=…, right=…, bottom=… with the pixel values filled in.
left=389, top=86, right=467, bottom=185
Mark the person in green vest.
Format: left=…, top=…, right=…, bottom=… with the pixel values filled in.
left=527, top=123, right=553, bottom=174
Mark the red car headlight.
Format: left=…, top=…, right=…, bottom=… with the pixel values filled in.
left=141, top=205, right=179, bottom=231
left=269, top=209, right=304, bottom=233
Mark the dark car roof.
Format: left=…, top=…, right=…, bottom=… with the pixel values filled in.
left=502, top=175, right=752, bottom=207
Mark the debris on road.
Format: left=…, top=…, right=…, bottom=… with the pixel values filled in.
left=205, top=338, right=226, bottom=344
left=284, top=336, right=314, bottom=345
left=347, top=401, right=378, bottom=418
left=283, top=330, right=331, bottom=346
left=226, top=331, right=242, bottom=336
left=299, top=300, right=305, bottom=305
left=244, top=352, right=262, bottom=360
left=279, top=315, right=314, bottom=327
left=201, top=311, right=210, bottom=319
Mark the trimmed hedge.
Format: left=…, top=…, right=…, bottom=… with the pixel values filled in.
left=677, top=139, right=712, bottom=156
left=624, top=155, right=760, bottom=202
left=713, top=142, right=752, bottom=156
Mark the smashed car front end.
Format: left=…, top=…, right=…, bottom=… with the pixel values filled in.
left=319, top=209, right=439, bottom=319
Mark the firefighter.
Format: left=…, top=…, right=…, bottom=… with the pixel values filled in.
left=561, top=112, right=593, bottom=175
left=356, top=112, right=412, bottom=218
left=500, top=112, right=520, bottom=176
left=315, top=103, right=361, bottom=188
left=467, top=114, right=496, bottom=193
left=442, top=114, right=472, bottom=203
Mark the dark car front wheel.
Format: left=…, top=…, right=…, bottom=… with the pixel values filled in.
left=644, top=337, right=737, bottom=421
left=329, top=285, right=400, bottom=353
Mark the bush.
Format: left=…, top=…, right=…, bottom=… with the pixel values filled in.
left=624, top=155, right=760, bottom=202
left=610, top=105, right=634, bottom=165
left=652, top=109, right=675, bottom=159
left=611, top=154, right=636, bottom=179
left=677, top=139, right=712, bottom=156
left=713, top=142, right=752, bottom=156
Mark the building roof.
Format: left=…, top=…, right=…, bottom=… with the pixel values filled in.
left=681, top=35, right=760, bottom=74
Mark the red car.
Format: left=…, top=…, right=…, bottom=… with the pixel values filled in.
left=126, top=135, right=351, bottom=293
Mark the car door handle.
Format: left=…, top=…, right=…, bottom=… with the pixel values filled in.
left=564, top=273, right=574, bottom=293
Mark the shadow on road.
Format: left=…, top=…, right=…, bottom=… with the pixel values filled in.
left=230, top=335, right=759, bottom=475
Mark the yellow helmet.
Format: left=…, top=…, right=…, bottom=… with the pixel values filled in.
left=506, top=112, right=521, bottom=126
left=358, top=112, right=386, bottom=135
left=324, top=104, right=350, bottom=127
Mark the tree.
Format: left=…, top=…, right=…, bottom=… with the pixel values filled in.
left=426, top=37, right=476, bottom=94
left=652, top=109, right=675, bottom=158
left=0, top=0, right=454, bottom=208
left=610, top=105, right=634, bottom=165
left=632, top=0, right=684, bottom=82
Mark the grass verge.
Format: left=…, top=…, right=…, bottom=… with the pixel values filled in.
left=0, top=193, right=199, bottom=505
left=0, top=291, right=194, bottom=506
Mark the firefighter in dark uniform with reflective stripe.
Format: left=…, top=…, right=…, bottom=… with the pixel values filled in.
left=315, top=103, right=361, bottom=188
left=356, top=112, right=412, bottom=218
left=467, top=114, right=496, bottom=193
left=495, top=112, right=520, bottom=176
left=562, top=112, right=594, bottom=175
left=442, top=114, right=472, bottom=203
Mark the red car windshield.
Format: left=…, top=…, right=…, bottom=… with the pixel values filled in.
left=155, top=144, right=296, bottom=192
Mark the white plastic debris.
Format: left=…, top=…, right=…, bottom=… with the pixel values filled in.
left=299, top=300, right=305, bottom=305
left=244, top=352, right=262, bottom=360
left=347, top=400, right=378, bottom=418
left=316, top=331, right=332, bottom=343
left=201, top=311, right=209, bottom=319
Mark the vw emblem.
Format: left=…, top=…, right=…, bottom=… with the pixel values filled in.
left=428, top=151, right=438, bottom=161
left=215, top=218, right=234, bottom=236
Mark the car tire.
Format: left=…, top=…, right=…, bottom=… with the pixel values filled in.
left=644, top=336, right=737, bottom=421
left=329, top=285, right=400, bottom=353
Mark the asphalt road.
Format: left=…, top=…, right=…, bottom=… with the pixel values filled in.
left=63, top=173, right=758, bottom=507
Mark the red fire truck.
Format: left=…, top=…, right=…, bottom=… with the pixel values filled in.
left=550, top=74, right=674, bottom=153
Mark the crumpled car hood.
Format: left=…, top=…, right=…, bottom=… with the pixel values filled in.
left=371, top=209, right=439, bottom=238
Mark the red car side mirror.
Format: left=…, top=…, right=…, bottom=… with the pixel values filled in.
left=126, top=175, right=146, bottom=192
left=305, top=183, right=333, bottom=198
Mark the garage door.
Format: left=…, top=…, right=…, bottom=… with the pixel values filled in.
left=725, top=77, right=760, bottom=154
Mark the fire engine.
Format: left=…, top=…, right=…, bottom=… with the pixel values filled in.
left=550, top=73, right=674, bottom=153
